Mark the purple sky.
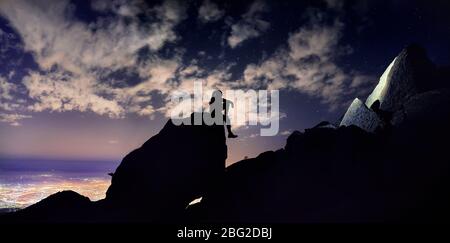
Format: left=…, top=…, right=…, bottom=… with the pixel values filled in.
left=1, top=0, right=449, bottom=165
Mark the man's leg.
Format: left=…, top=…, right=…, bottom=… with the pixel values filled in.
left=226, top=125, right=237, bottom=138
left=224, top=115, right=237, bottom=138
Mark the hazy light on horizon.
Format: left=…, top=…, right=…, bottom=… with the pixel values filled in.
left=0, top=175, right=111, bottom=209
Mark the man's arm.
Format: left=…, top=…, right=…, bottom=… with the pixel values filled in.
left=224, top=99, right=234, bottom=108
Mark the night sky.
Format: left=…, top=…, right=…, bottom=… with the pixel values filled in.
left=1, top=0, right=450, bottom=165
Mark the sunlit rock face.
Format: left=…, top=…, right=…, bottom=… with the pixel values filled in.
left=340, top=98, right=382, bottom=133
left=366, top=57, right=398, bottom=109
left=367, top=45, right=435, bottom=113
left=341, top=45, right=438, bottom=131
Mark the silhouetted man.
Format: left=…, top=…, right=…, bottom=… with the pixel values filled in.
left=209, top=90, right=238, bottom=138
left=370, top=100, right=392, bottom=124
left=371, top=100, right=393, bottom=132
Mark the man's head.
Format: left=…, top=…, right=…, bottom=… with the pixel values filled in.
left=211, top=89, right=223, bottom=99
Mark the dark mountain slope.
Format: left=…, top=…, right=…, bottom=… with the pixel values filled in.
left=2, top=45, right=449, bottom=223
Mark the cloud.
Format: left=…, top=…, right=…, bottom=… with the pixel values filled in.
left=0, top=28, right=22, bottom=60
left=0, top=0, right=187, bottom=118
left=198, top=0, right=225, bottom=23
left=0, top=0, right=186, bottom=73
left=0, top=76, right=16, bottom=100
left=0, top=0, right=376, bottom=124
left=23, top=71, right=125, bottom=118
left=91, top=0, right=144, bottom=17
left=179, top=64, right=203, bottom=77
left=0, top=75, right=30, bottom=125
left=0, top=0, right=233, bottom=121
left=0, top=102, right=21, bottom=112
left=134, top=56, right=182, bottom=94
left=241, top=13, right=375, bottom=110
left=287, top=21, right=342, bottom=62
left=284, top=21, right=350, bottom=106
left=280, top=130, right=292, bottom=136
left=0, top=113, right=32, bottom=126
left=324, top=0, right=345, bottom=11
left=227, top=0, right=270, bottom=48
left=107, top=140, right=119, bottom=144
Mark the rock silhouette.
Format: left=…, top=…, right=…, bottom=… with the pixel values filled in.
left=191, top=44, right=450, bottom=223
left=1, top=191, right=93, bottom=222
left=1, top=45, right=449, bottom=223
left=105, top=113, right=227, bottom=221
left=193, top=117, right=450, bottom=222
left=2, top=113, right=227, bottom=223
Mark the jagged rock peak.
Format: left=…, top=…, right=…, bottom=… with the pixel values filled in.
left=340, top=98, right=382, bottom=133
left=366, top=44, right=435, bottom=112
left=341, top=44, right=437, bottom=132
